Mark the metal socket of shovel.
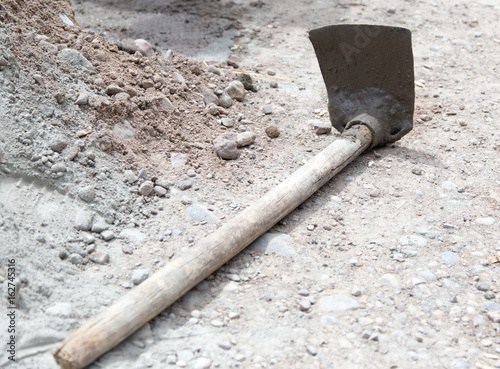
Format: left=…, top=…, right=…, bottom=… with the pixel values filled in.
left=54, top=24, right=414, bottom=369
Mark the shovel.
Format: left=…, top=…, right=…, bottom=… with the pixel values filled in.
left=54, top=24, right=414, bottom=369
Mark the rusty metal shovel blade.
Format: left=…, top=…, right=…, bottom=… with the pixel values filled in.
left=309, top=24, right=415, bottom=148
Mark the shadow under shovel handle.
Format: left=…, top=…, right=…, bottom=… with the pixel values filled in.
left=53, top=124, right=372, bottom=369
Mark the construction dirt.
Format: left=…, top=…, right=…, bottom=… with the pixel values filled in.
left=0, top=0, right=499, bottom=368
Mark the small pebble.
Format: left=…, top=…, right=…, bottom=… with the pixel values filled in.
left=218, top=341, right=231, bottom=350
left=211, top=320, right=224, bottom=327
left=476, top=282, right=490, bottom=291
left=178, top=181, right=192, bottom=191
left=181, top=196, right=193, bottom=205
left=101, top=230, right=116, bottom=241
left=262, top=105, right=272, bottom=115
left=299, top=299, right=311, bottom=311
left=122, top=245, right=133, bottom=255
left=236, top=131, right=256, bottom=147
left=139, top=181, right=154, bottom=196
left=68, top=253, right=84, bottom=265
left=78, top=186, right=95, bottom=203
left=131, top=269, right=150, bottom=285
left=193, top=357, right=212, bottom=369
left=298, top=289, right=310, bottom=296
left=75, top=93, right=89, bottom=105
left=484, top=292, right=495, bottom=300
left=154, top=186, right=167, bottom=197
left=476, top=217, right=495, bottom=226
left=306, top=345, right=317, bottom=356
left=213, top=133, right=239, bottom=160
left=265, top=126, right=280, bottom=138
left=313, top=121, right=332, bottom=135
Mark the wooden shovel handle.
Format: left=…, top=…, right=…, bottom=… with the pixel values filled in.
left=53, top=124, right=372, bottom=369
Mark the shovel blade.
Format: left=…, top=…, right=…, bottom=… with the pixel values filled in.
left=309, top=24, right=414, bottom=147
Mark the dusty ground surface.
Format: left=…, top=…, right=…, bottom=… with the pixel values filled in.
left=0, top=0, right=499, bottom=368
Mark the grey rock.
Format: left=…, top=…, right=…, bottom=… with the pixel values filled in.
left=178, top=180, right=192, bottom=191
left=250, top=233, right=295, bottom=256
left=50, top=140, right=68, bottom=153
left=218, top=94, right=233, bottom=108
left=193, top=357, right=212, bottom=369
left=484, top=291, right=496, bottom=300
left=68, top=253, right=84, bottom=265
left=101, top=231, right=116, bottom=241
left=113, top=122, right=134, bottom=139
left=442, top=251, right=460, bottom=265
left=236, top=131, right=256, bottom=147
left=155, top=179, right=170, bottom=190
left=88, top=219, right=108, bottom=234
left=139, top=181, right=154, bottom=196
left=186, top=204, right=220, bottom=223
left=63, top=146, right=79, bottom=161
left=105, top=85, right=124, bottom=96
left=132, top=269, right=150, bottom=285
left=122, top=245, right=134, bottom=255
left=208, top=65, right=220, bottom=74
left=441, top=181, right=457, bottom=191
left=78, top=186, right=95, bottom=203
left=224, top=81, right=246, bottom=102
left=119, top=38, right=154, bottom=57
left=298, top=289, right=310, bottom=296
left=124, top=170, right=138, bottom=183
left=58, top=48, right=94, bottom=71
left=236, top=73, right=255, bottom=90
left=154, top=186, right=167, bottom=197
left=181, top=196, right=193, bottom=205
left=487, top=311, right=500, bottom=323
left=51, top=163, right=67, bottom=173
left=159, top=97, right=174, bottom=110
left=226, top=274, right=240, bottom=282
left=299, top=299, right=311, bottom=311
left=133, top=39, right=154, bottom=57
left=476, top=282, right=490, bottom=291
left=318, top=295, right=359, bottom=312
left=171, top=153, right=188, bottom=167
left=351, top=287, right=362, bottom=297
left=75, top=93, right=89, bottom=105
left=221, top=118, right=234, bottom=128
left=313, top=121, right=332, bottom=135
left=218, top=341, right=231, bottom=350
left=306, top=345, right=317, bottom=356
left=115, top=92, right=130, bottom=100
left=201, top=86, right=219, bottom=106
left=74, top=211, right=93, bottom=231
left=138, top=169, right=148, bottom=180
left=89, top=252, right=109, bottom=264
left=187, top=169, right=196, bottom=177
left=262, top=105, right=273, bottom=115
left=476, top=217, right=495, bottom=226
left=412, top=168, right=423, bottom=175
left=214, top=133, right=239, bottom=160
